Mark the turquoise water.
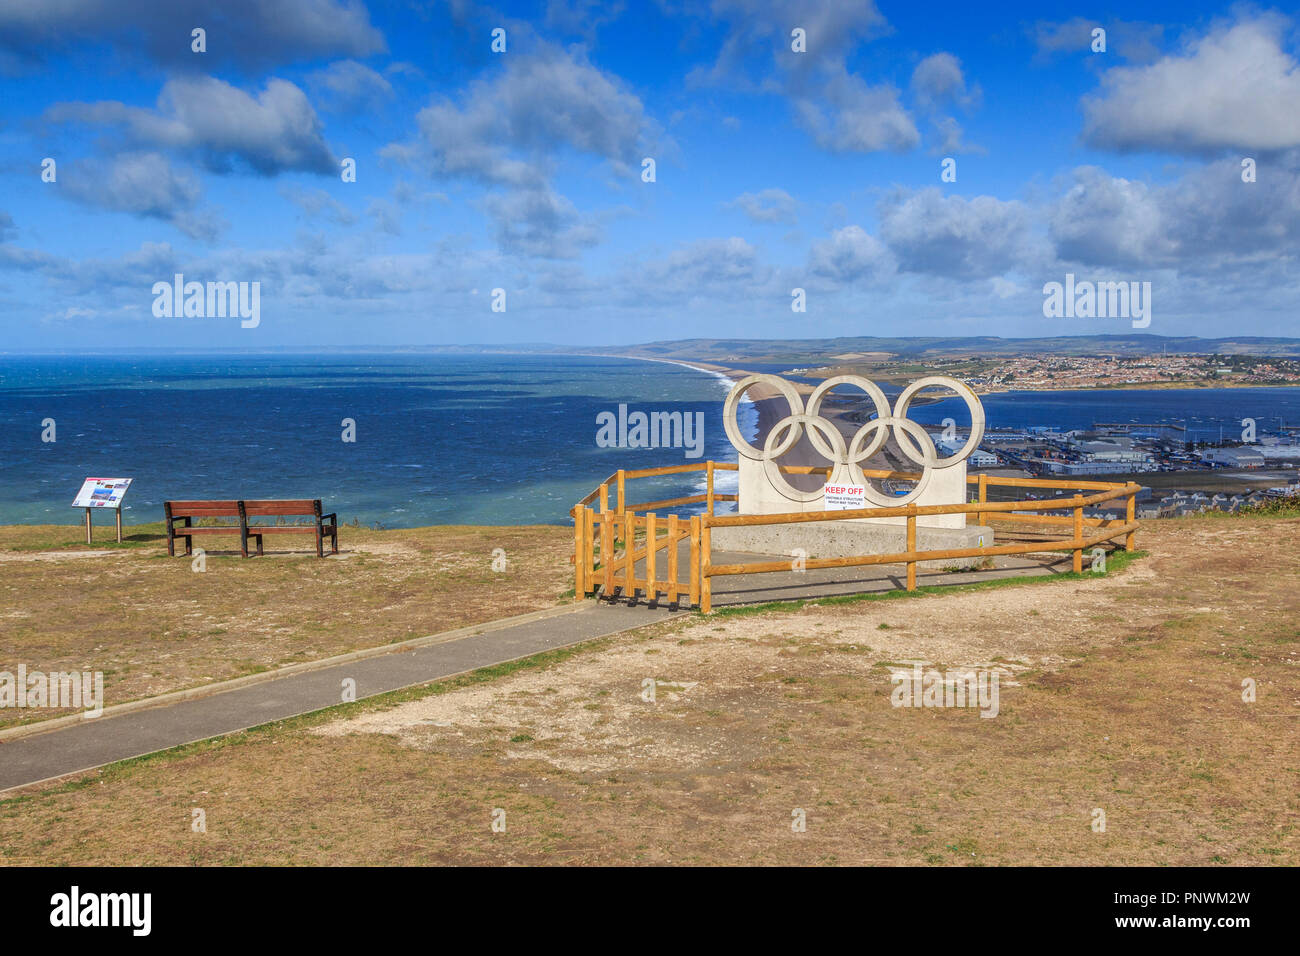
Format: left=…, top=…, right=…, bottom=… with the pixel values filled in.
left=1, top=353, right=1298, bottom=526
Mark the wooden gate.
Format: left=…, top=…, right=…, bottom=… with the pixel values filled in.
left=572, top=507, right=701, bottom=608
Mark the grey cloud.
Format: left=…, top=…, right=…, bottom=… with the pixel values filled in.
left=879, top=188, right=1031, bottom=278
left=793, top=66, right=918, bottom=152
left=620, top=237, right=769, bottom=305
left=388, top=46, right=654, bottom=257
left=61, top=152, right=223, bottom=239
left=481, top=188, right=600, bottom=259
left=807, top=225, right=894, bottom=284
left=308, top=60, right=395, bottom=113
left=929, top=116, right=982, bottom=156
left=396, top=47, right=652, bottom=186
left=47, top=76, right=337, bottom=176
left=1048, top=159, right=1300, bottom=270
left=1048, top=167, right=1176, bottom=267
left=725, top=188, right=797, bottom=224
left=0, top=0, right=384, bottom=71
left=911, top=53, right=978, bottom=110
left=1031, top=17, right=1164, bottom=64
left=281, top=184, right=357, bottom=226
left=691, top=0, right=917, bottom=155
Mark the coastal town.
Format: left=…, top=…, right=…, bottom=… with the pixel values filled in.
left=810, top=351, right=1300, bottom=392
left=964, top=352, right=1300, bottom=391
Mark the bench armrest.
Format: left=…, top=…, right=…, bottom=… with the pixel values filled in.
left=321, top=513, right=337, bottom=524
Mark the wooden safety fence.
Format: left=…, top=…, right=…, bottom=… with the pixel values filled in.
left=571, top=461, right=1140, bottom=613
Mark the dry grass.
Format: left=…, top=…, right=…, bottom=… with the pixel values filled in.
left=0, top=521, right=573, bottom=728
left=1, top=514, right=1296, bottom=865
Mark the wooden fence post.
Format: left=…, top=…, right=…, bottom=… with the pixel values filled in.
left=622, top=514, right=635, bottom=601
left=1072, top=504, right=1084, bottom=573
left=701, top=518, right=712, bottom=614
left=601, top=514, right=613, bottom=597
left=706, top=461, right=715, bottom=516
left=689, top=515, right=701, bottom=609
left=645, top=512, right=656, bottom=604
left=572, top=506, right=584, bottom=599
left=906, top=510, right=917, bottom=591
left=1125, top=491, right=1137, bottom=552
left=585, top=508, right=596, bottom=594
left=667, top=514, right=679, bottom=606
left=977, top=473, right=988, bottom=526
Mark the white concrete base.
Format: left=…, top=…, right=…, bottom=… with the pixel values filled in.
left=712, top=521, right=995, bottom=570
left=738, top=456, right=970, bottom=529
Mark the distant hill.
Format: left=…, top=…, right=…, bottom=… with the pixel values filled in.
left=558, top=334, right=1300, bottom=363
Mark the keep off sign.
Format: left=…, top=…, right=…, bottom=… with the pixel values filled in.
left=823, top=482, right=866, bottom=511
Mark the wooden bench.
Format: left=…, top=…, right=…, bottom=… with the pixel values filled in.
left=243, top=500, right=338, bottom=558
left=164, top=499, right=338, bottom=558
left=164, top=500, right=253, bottom=558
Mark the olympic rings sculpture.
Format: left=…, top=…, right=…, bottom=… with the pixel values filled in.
left=722, top=373, right=986, bottom=507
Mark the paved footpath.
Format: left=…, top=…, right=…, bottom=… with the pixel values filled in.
left=0, top=603, right=677, bottom=793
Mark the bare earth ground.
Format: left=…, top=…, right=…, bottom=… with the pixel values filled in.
left=0, top=522, right=573, bottom=728
left=1, top=514, right=1296, bottom=865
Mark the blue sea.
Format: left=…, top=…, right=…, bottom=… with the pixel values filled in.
left=0, top=354, right=744, bottom=527
left=2, top=353, right=1299, bottom=527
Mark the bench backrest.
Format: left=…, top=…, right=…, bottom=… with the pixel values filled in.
left=166, top=500, right=241, bottom=517
left=242, top=499, right=321, bottom=517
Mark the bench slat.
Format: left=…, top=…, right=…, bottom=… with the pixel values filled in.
left=242, top=499, right=320, bottom=515
left=166, top=500, right=241, bottom=515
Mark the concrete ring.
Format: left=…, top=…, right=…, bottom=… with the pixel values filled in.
left=723, top=374, right=804, bottom=461
left=892, top=376, right=986, bottom=469
left=762, top=414, right=847, bottom=503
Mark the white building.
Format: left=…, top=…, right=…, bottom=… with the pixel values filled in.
left=935, top=436, right=998, bottom=468
left=1201, top=446, right=1266, bottom=468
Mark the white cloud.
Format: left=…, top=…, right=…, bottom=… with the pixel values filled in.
left=1082, top=16, right=1300, bottom=154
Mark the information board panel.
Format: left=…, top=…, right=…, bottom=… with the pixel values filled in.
left=71, top=478, right=133, bottom=509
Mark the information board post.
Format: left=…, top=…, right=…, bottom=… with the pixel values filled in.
left=84, top=507, right=92, bottom=545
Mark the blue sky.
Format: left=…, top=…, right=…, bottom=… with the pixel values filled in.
left=2, top=0, right=1299, bottom=349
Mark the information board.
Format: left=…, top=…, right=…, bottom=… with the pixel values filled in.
left=71, top=478, right=133, bottom=509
